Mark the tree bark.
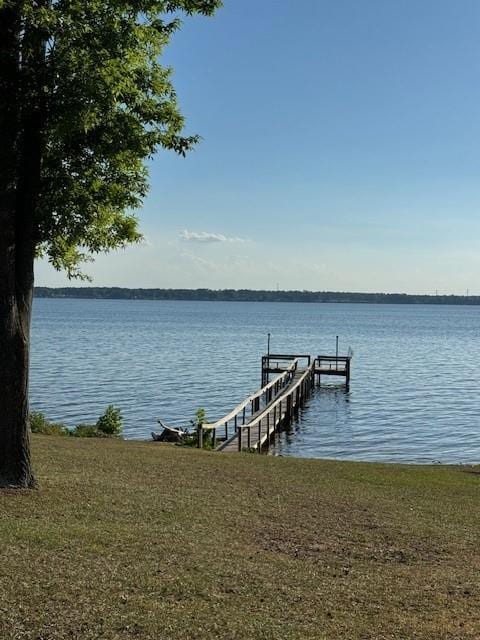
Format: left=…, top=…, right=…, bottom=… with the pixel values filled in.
left=0, top=3, right=46, bottom=488
left=0, top=237, right=35, bottom=489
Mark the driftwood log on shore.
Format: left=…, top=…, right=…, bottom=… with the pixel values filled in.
left=151, top=421, right=189, bottom=443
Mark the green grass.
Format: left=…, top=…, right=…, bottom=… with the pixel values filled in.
left=1, top=436, right=479, bottom=639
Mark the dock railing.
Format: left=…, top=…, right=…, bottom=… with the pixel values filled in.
left=261, top=354, right=311, bottom=386
left=315, top=355, right=350, bottom=372
left=315, top=352, right=352, bottom=387
left=198, top=357, right=300, bottom=448
left=262, top=354, right=311, bottom=366
left=235, top=361, right=315, bottom=452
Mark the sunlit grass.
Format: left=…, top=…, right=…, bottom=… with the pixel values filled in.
left=0, top=436, right=479, bottom=639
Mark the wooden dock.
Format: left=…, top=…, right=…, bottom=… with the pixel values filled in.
left=198, top=351, right=352, bottom=453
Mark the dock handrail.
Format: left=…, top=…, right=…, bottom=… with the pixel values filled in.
left=198, top=358, right=300, bottom=446
left=315, top=354, right=352, bottom=371
left=263, top=353, right=311, bottom=366
left=234, top=361, right=315, bottom=452
left=314, top=353, right=352, bottom=390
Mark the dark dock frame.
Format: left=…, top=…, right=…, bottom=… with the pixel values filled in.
left=198, top=351, right=352, bottom=453
left=315, top=355, right=351, bottom=390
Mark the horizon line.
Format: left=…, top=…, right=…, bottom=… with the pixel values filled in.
left=34, top=286, right=478, bottom=299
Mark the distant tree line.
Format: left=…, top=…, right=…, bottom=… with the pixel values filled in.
left=33, top=287, right=480, bottom=305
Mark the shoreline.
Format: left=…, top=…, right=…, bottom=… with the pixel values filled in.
left=142, top=436, right=480, bottom=466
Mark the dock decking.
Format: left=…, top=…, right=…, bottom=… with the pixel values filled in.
left=198, top=352, right=352, bottom=453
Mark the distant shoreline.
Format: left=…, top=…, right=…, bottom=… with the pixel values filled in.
left=33, top=287, right=480, bottom=306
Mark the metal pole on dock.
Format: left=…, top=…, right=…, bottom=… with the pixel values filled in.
left=264, top=333, right=271, bottom=386
left=336, top=336, right=339, bottom=366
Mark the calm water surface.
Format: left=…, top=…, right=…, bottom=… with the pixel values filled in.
left=31, top=299, right=480, bottom=464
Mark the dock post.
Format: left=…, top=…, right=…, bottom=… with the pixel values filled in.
left=197, top=425, right=203, bottom=449
left=238, top=426, right=243, bottom=451
left=264, top=333, right=271, bottom=386
left=346, top=358, right=351, bottom=390
left=258, top=420, right=262, bottom=453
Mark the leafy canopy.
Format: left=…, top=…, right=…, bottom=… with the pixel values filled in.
left=4, top=0, right=222, bottom=277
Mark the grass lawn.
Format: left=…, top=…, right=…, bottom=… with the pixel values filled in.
left=1, top=435, right=479, bottom=639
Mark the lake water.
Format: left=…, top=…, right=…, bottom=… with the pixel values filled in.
left=31, top=298, right=480, bottom=464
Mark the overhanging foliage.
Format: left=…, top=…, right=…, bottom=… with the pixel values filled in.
left=2, top=0, right=222, bottom=277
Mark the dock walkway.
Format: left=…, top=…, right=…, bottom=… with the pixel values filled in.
left=199, top=352, right=351, bottom=453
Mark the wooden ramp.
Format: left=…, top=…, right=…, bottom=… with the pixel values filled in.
left=198, top=352, right=351, bottom=453
left=218, top=365, right=313, bottom=452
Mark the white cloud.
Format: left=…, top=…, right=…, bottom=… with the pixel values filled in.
left=179, top=229, right=245, bottom=244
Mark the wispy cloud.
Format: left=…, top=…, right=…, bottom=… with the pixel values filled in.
left=179, top=251, right=219, bottom=271
left=180, top=229, right=245, bottom=244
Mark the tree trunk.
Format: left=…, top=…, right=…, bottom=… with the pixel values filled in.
left=0, top=240, right=35, bottom=489
left=0, top=3, right=46, bottom=488
left=0, top=4, right=33, bottom=488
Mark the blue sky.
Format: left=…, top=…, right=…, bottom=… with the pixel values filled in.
left=37, top=0, right=480, bottom=293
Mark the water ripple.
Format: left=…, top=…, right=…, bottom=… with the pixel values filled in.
left=31, top=299, right=480, bottom=463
